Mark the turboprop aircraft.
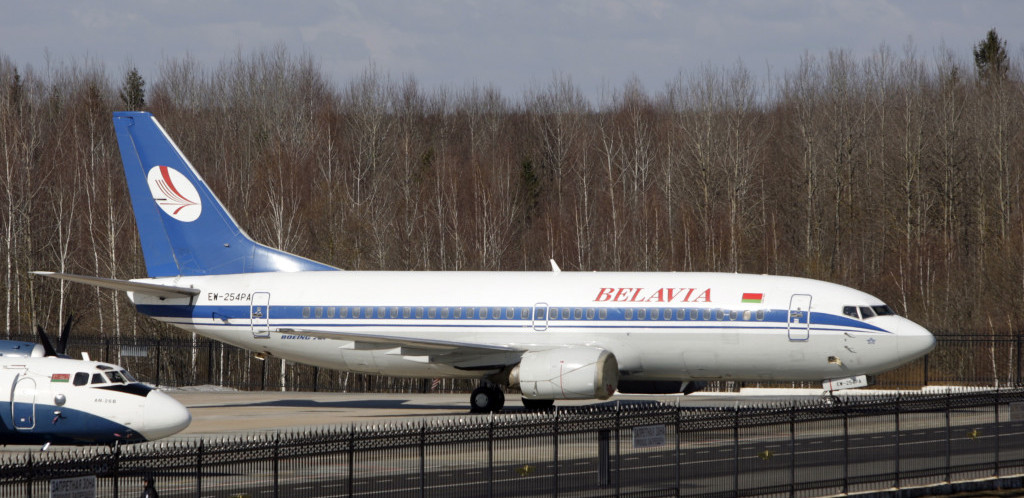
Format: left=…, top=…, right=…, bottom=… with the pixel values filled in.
left=0, top=318, right=190, bottom=447
left=34, top=111, right=936, bottom=413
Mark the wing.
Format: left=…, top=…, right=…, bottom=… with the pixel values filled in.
left=276, top=328, right=525, bottom=371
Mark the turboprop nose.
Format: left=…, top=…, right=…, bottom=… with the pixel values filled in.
left=140, top=389, right=191, bottom=441
left=898, top=319, right=936, bottom=362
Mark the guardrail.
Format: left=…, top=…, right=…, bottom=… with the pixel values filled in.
left=2, top=389, right=1023, bottom=497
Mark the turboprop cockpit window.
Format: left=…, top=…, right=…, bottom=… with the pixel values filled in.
left=73, top=372, right=88, bottom=386
left=107, top=370, right=128, bottom=384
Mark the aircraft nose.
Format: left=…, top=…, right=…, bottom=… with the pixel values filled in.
left=140, top=389, right=191, bottom=441
left=898, top=319, right=936, bottom=362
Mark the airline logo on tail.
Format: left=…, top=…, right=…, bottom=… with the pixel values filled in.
left=147, top=166, right=201, bottom=222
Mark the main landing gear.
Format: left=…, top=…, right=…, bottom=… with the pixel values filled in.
left=470, top=384, right=505, bottom=413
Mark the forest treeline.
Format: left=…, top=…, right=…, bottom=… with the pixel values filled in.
left=2, top=37, right=1023, bottom=345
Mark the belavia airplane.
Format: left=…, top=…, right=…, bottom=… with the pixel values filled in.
left=0, top=319, right=190, bottom=447
left=35, top=112, right=935, bottom=413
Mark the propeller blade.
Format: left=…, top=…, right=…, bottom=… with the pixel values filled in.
left=35, top=325, right=58, bottom=357
left=57, top=313, right=73, bottom=355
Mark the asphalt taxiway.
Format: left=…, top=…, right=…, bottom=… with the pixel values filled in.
left=164, top=387, right=843, bottom=435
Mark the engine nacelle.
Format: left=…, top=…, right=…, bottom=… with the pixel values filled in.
left=509, top=347, right=618, bottom=400
left=0, top=340, right=45, bottom=358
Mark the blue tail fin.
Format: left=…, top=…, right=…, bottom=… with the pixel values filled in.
left=113, top=111, right=337, bottom=277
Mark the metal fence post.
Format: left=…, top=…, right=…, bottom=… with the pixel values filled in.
left=945, top=388, right=952, bottom=483
left=616, top=402, right=621, bottom=496
left=113, top=442, right=120, bottom=498
left=894, top=394, right=901, bottom=490
left=420, top=421, right=426, bottom=498
left=842, top=403, right=849, bottom=494
left=488, top=413, right=494, bottom=498
left=273, top=433, right=280, bottom=498
left=733, top=404, right=740, bottom=497
left=789, top=402, right=796, bottom=498
left=25, top=452, right=31, bottom=498
left=348, top=428, right=355, bottom=498
left=994, top=388, right=1001, bottom=477
left=553, top=407, right=559, bottom=497
left=196, top=439, right=204, bottom=495
left=675, top=404, right=681, bottom=494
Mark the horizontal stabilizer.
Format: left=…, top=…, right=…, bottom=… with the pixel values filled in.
left=31, top=272, right=200, bottom=299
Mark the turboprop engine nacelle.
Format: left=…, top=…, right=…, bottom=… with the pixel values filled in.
left=509, top=347, right=619, bottom=400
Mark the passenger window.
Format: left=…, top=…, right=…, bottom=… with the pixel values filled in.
left=428, top=308, right=437, bottom=319
left=638, top=309, right=647, bottom=320
left=492, top=308, right=500, bottom=319
left=302, top=307, right=311, bottom=319
left=689, top=309, right=697, bottom=320
left=351, top=307, right=360, bottom=318
left=574, top=308, right=583, bottom=320
left=315, top=307, right=323, bottom=319
left=586, top=308, right=595, bottom=320
left=549, top=307, right=558, bottom=320
left=651, top=309, right=659, bottom=320
left=561, top=309, right=570, bottom=320
left=756, top=310, right=765, bottom=321
left=415, top=307, right=424, bottom=319
left=441, top=307, right=450, bottom=319
left=327, top=307, right=335, bottom=318
left=625, top=309, right=634, bottom=320
left=340, top=307, right=348, bottom=318
left=377, top=307, right=386, bottom=318
left=480, top=307, right=488, bottom=319
left=521, top=308, right=530, bottom=319
left=390, top=307, right=398, bottom=319
left=535, top=308, right=546, bottom=320
left=702, top=309, right=711, bottom=320
left=73, top=372, right=89, bottom=386
left=466, top=308, right=475, bottom=319
left=743, top=310, right=751, bottom=321
left=715, top=309, right=724, bottom=320
left=729, top=310, right=738, bottom=321
left=599, top=309, right=607, bottom=320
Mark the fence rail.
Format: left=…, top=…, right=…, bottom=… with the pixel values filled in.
left=3, top=389, right=1024, bottom=497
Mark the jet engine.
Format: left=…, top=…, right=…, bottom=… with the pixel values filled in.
left=509, top=347, right=619, bottom=400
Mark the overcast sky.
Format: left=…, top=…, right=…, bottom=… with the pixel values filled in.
left=1, top=1, right=1021, bottom=103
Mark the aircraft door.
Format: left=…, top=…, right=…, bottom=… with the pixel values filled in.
left=251, top=292, right=271, bottom=339
left=12, top=377, right=36, bottom=430
left=532, top=303, right=549, bottom=331
left=788, top=294, right=812, bottom=341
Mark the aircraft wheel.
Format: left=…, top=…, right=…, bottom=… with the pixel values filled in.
left=521, top=398, right=555, bottom=411
left=470, top=385, right=505, bottom=413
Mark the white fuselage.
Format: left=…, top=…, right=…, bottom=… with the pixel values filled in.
left=129, top=271, right=935, bottom=383
left=0, top=357, right=190, bottom=445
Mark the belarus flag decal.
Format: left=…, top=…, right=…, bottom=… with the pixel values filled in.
left=742, top=293, right=764, bottom=304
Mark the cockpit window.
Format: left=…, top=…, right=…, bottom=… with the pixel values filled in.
left=91, top=373, right=107, bottom=384
left=859, top=306, right=876, bottom=318
left=843, top=306, right=859, bottom=318
left=119, top=370, right=138, bottom=383
left=872, top=305, right=895, bottom=317
left=107, top=371, right=128, bottom=384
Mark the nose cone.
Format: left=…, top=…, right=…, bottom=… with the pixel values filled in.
left=898, top=319, right=936, bottom=362
left=140, top=389, right=191, bottom=441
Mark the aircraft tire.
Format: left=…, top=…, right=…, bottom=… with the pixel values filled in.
left=470, top=385, right=504, bottom=413
left=521, top=398, right=555, bottom=411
